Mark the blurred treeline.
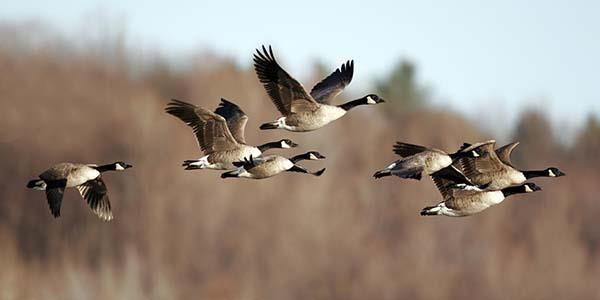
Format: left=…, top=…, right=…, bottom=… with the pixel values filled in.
left=0, top=22, right=599, bottom=299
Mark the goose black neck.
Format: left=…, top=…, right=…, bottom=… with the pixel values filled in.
left=257, top=141, right=281, bottom=152
left=522, top=170, right=547, bottom=179
left=95, top=164, right=115, bottom=172
left=339, top=98, right=368, bottom=111
left=290, top=153, right=309, bottom=163
left=501, top=185, right=526, bottom=197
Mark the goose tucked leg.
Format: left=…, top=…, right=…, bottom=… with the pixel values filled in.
left=420, top=205, right=442, bottom=216
left=182, top=155, right=223, bottom=170
left=420, top=203, right=463, bottom=217
left=373, top=170, right=392, bottom=178
left=390, top=167, right=423, bottom=180
left=373, top=163, right=423, bottom=180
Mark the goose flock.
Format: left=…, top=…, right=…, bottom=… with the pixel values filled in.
left=26, top=45, right=564, bottom=221
left=374, top=141, right=564, bottom=216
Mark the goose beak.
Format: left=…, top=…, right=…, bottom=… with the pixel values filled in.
left=289, top=141, right=299, bottom=148
left=124, top=164, right=133, bottom=169
left=556, top=170, right=566, bottom=176
left=377, top=98, right=385, bottom=103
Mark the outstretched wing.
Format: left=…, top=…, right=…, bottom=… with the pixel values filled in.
left=495, top=142, right=520, bottom=168
left=460, top=141, right=506, bottom=178
left=45, top=179, right=67, bottom=218
left=166, top=99, right=239, bottom=153
left=310, top=60, right=354, bottom=104
left=431, top=175, right=456, bottom=200
left=253, top=45, right=319, bottom=114
left=195, top=108, right=240, bottom=153
left=393, top=142, right=429, bottom=157
left=431, top=168, right=483, bottom=204
left=214, top=98, right=249, bottom=144
left=431, top=165, right=475, bottom=187
left=77, top=178, right=113, bottom=221
left=166, top=99, right=208, bottom=151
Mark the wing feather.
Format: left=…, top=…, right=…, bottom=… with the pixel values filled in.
left=45, top=179, right=67, bottom=218
left=253, top=45, right=318, bottom=114
left=195, top=108, right=240, bottom=153
left=495, top=142, right=520, bottom=168
left=166, top=99, right=239, bottom=153
left=393, top=142, right=429, bottom=157
left=309, top=60, right=354, bottom=104
left=460, top=141, right=505, bottom=178
left=77, top=178, right=113, bottom=221
left=214, top=98, right=248, bottom=144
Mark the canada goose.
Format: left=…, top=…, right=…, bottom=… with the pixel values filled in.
left=420, top=175, right=542, bottom=217
left=253, top=46, right=384, bottom=132
left=458, top=141, right=565, bottom=190
left=373, top=140, right=495, bottom=180
left=220, top=151, right=326, bottom=179
left=165, top=98, right=298, bottom=170
left=26, top=162, right=132, bottom=221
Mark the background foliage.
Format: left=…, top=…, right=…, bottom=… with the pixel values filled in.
left=0, top=22, right=598, bottom=299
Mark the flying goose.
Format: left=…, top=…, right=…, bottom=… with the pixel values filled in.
left=458, top=141, right=565, bottom=190
left=420, top=175, right=542, bottom=217
left=373, top=140, right=495, bottom=181
left=253, top=45, right=385, bottom=132
left=220, top=151, right=326, bottom=179
left=165, top=98, right=298, bottom=170
left=26, top=162, right=132, bottom=221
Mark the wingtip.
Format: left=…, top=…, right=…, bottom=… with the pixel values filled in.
left=313, top=168, right=326, bottom=177
left=420, top=206, right=438, bottom=216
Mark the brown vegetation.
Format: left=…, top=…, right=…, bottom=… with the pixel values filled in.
left=0, top=23, right=598, bottom=299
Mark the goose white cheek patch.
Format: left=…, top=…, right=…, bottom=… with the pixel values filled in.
left=548, top=169, right=556, bottom=177
left=309, top=153, right=318, bottom=160
left=116, top=164, right=125, bottom=171
left=525, top=185, right=533, bottom=192
left=366, top=96, right=376, bottom=104
left=281, top=141, right=291, bottom=148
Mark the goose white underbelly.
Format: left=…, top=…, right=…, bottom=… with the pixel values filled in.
left=285, top=105, right=347, bottom=131
left=482, top=191, right=505, bottom=206
left=67, top=168, right=100, bottom=187
left=508, top=170, right=527, bottom=185
left=317, top=105, right=347, bottom=123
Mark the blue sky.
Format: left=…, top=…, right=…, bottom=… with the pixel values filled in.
left=3, top=0, right=599, bottom=134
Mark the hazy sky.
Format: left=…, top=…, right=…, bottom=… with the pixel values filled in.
left=3, top=0, right=599, bottom=132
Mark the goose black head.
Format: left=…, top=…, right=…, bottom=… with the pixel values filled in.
left=279, top=139, right=298, bottom=149
left=307, top=151, right=326, bottom=160
left=523, top=182, right=542, bottom=193
left=113, top=161, right=133, bottom=171
left=364, top=94, right=385, bottom=105
left=546, top=167, right=565, bottom=177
